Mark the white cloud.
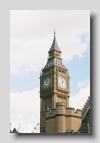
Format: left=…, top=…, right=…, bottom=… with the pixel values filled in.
left=61, top=33, right=89, bottom=62
left=10, top=38, right=49, bottom=73
left=10, top=10, right=90, bottom=73
left=10, top=88, right=40, bottom=133
left=70, top=80, right=90, bottom=110
left=77, top=80, right=89, bottom=89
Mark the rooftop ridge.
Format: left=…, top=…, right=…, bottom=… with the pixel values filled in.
left=82, top=96, right=90, bottom=120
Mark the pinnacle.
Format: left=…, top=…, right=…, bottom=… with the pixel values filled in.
left=49, top=32, right=61, bottom=52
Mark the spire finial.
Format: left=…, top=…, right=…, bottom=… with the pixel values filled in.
left=54, top=29, right=56, bottom=37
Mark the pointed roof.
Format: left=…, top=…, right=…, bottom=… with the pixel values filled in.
left=49, top=32, right=61, bottom=52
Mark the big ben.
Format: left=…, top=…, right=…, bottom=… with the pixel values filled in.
left=40, top=32, right=81, bottom=133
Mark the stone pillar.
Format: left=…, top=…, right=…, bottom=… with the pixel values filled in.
left=56, top=102, right=66, bottom=133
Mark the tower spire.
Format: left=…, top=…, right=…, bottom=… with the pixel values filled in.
left=49, top=31, right=61, bottom=52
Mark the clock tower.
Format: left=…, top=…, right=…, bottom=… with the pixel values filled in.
left=40, top=32, right=70, bottom=133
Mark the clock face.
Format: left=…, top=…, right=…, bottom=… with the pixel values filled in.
left=43, top=78, right=50, bottom=88
left=58, top=76, right=67, bottom=89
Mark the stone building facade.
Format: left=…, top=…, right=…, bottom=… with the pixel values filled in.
left=40, top=32, right=90, bottom=133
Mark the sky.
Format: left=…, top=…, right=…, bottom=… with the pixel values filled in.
left=10, top=10, right=90, bottom=133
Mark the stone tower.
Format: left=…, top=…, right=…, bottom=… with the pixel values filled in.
left=40, top=32, right=82, bottom=133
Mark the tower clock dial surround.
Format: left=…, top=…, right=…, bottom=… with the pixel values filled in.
left=58, top=76, right=67, bottom=90
left=43, top=78, right=50, bottom=88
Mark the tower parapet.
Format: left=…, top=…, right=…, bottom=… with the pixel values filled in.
left=66, top=108, right=82, bottom=117
left=45, top=102, right=82, bottom=133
